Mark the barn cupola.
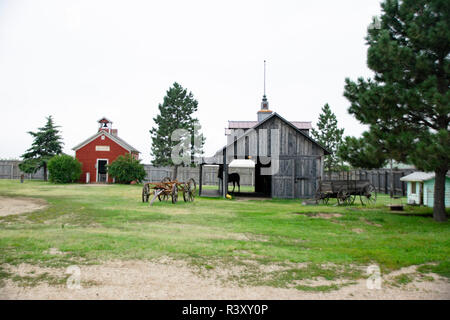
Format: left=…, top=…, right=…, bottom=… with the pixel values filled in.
left=257, top=60, right=273, bottom=122
left=98, top=117, right=118, bottom=136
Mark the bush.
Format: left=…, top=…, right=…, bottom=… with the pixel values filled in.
left=48, top=154, right=82, bottom=183
left=107, top=154, right=146, bottom=184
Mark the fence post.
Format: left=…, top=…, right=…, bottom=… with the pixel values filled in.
left=384, top=171, right=388, bottom=194
left=378, top=171, right=381, bottom=193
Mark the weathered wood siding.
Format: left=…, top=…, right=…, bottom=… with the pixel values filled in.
left=223, top=116, right=325, bottom=199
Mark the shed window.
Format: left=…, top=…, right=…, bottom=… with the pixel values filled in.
left=411, top=182, right=416, bottom=194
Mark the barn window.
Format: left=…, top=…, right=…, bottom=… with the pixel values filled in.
left=101, top=136, right=105, bottom=140
left=411, top=182, right=416, bottom=194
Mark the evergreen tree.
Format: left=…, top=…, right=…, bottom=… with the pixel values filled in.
left=343, top=0, right=449, bottom=221
left=311, top=103, right=344, bottom=178
left=150, top=82, right=205, bottom=178
left=338, top=132, right=389, bottom=170
left=19, top=116, right=63, bottom=181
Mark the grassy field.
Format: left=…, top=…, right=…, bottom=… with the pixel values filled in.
left=0, top=180, right=449, bottom=291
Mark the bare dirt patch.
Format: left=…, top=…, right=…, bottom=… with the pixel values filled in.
left=0, top=196, right=48, bottom=217
left=0, top=259, right=448, bottom=300
left=360, top=218, right=382, bottom=227
left=293, top=212, right=343, bottom=219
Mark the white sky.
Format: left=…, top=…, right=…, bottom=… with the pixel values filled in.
left=0, top=0, right=381, bottom=163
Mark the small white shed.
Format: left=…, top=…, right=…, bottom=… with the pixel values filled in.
left=400, top=172, right=450, bottom=207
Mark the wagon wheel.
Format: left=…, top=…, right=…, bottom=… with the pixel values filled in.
left=183, top=179, right=196, bottom=202
left=348, top=194, right=357, bottom=205
left=314, top=186, right=323, bottom=204
left=360, top=184, right=377, bottom=205
left=142, top=184, right=150, bottom=203
left=171, top=183, right=178, bottom=203
left=337, top=189, right=351, bottom=206
left=158, top=191, right=169, bottom=202
left=316, top=192, right=330, bottom=205
left=187, top=178, right=196, bottom=193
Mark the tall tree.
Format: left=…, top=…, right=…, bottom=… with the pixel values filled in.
left=150, top=82, right=205, bottom=178
left=19, top=116, right=63, bottom=181
left=343, top=0, right=449, bottom=221
left=311, top=103, right=344, bottom=178
left=338, top=132, right=388, bottom=170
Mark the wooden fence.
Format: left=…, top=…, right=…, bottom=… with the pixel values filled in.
left=325, top=169, right=417, bottom=196
left=142, top=165, right=254, bottom=186
left=0, top=160, right=254, bottom=186
left=0, top=160, right=44, bottom=180
left=0, top=160, right=415, bottom=193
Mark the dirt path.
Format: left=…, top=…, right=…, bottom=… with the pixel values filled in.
left=1, top=259, right=448, bottom=300
left=0, top=196, right=47, bottom=217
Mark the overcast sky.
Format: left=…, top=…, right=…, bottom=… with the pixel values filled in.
left=0, top=0, right=382, bottom=163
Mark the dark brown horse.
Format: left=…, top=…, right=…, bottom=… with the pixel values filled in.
left=218, top=167, right=240, bottom=193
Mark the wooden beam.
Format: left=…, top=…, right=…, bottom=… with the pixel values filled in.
left=223, top=149, right=228, bottom=198
left=199, top=164, right=203, bottom=197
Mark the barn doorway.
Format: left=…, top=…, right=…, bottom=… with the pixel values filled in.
left=97, top=159, right=108, bottom=183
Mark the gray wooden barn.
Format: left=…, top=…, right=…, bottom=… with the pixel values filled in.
left=198, top=94, right=329, bottom=199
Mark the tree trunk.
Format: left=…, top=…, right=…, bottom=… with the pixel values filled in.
left=43, top=162, right=48, bottom=181
left=433, top=168, right=448, bottom=222
left=173, top=165, right=179, bottom=180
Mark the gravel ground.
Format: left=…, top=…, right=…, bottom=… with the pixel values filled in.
left=0, top=196, right=47, bottom=216
left=1, top=259, right=448, bottom=300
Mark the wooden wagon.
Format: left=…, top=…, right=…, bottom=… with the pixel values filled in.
left=315, top=180, right=377, bottom=205
left=142, top=177, right=196, bottom=205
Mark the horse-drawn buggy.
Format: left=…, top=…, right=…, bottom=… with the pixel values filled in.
left=142, top=177, right=197, bottom=205
left=315, top=180, right=377, bottom=205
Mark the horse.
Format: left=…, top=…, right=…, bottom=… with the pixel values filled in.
left=218, top=167, right=240, bottom=193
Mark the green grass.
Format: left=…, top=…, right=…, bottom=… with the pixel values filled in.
left=0, top=180, right=449, bottom=291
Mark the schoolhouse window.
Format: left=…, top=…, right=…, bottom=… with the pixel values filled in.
left=411, top=182, right=416, bottom=194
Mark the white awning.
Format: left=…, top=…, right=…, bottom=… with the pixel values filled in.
left=229, top=159, right=255, bottom=168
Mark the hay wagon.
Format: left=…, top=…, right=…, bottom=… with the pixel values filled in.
left=142, top=177, right=196, bottom=205
left=315, top=180, right=377, bottom=205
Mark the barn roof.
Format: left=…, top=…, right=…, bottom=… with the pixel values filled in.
left=228, top=120, right=312, bottom=130
left=72, top=131, right=140, bottom=153
left=400, top=171, right=450, bottom=182
left=214, top=112, right=330, bottom=158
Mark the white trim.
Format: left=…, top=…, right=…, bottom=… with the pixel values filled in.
left=72, top=130, right=140, bottom=153
left=96, top=158, right=109, bottom=183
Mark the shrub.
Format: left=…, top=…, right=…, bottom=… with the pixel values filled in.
left=48, top=154, right=82, bottom=183
left=107, top=154, right=146, bottom=184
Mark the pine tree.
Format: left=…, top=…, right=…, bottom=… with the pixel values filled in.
left=343, top=0, right=449, bottom=221
left=338, top=131, right=388, bottom=170
left=19, top=116, right=64, bottom=181
left=150, top=82, right=205, bottom=178
left=311, top=103, right=344, bottom=179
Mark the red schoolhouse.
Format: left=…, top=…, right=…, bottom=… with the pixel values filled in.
left=72, top=117, right=140, bottom=183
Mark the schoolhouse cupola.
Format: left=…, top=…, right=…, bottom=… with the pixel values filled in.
left=97, top=117, right=118, bottom=136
